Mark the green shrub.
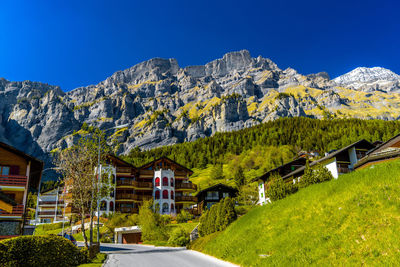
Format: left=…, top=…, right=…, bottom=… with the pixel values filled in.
left=0, top=235, right=87, bottom=267
left=266, top=173, right=294, bottom=201
left=167, top=227, right=190, bottom=247
left=198, top=197, right=237, bottom=236
left=176, top=210, right=193, bottom=223
left=300, top=162, right=334, bottom=188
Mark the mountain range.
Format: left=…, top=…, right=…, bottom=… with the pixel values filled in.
left=1, top=50, right=400, bottom=165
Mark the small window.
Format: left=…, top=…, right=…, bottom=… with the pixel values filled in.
left=261, top=193, right=263, bottom=198
left=170, top=178, right=174, bottom=187
left=162, top=177, right=169, bottom=186
left=171, top=191, right=174, bottom=200
left=155, top=177, right=160, bottom=186
left=162, top=203, right=169, bottom=213
left=222, top=192, right=229, bottom=198
left=162, top=190, right=168, bottom=199
left=155, top=190, right=160, bottom=199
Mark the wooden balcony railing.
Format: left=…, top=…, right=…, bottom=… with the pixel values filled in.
left=116, top=194, right=135, bottom=200
left=116, top=180, right=153, bottom=189
left=116, top=167, right=132, bottom=174
left=0, top=175, right=27, bottom=187
left=0, top=204, right=24, bottom=217
left=175, top=196, right=197, bottom=203
left=175, top=183, right=197, bottom=191
left=38, top=211, right=62, bottom=216
left=116, top=207, right=138, bottom=213
left=39, top=201, right=65, bottom=205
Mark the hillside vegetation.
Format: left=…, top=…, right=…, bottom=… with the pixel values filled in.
left=125, top=118, right=400, bottom=190
left=191, top=160, right=400, bottom=266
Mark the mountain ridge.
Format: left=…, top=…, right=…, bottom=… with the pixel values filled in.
left=1, top=50, right=400, bottom=166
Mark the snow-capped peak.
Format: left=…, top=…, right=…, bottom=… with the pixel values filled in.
left=333, top=67, right=400, bottom=86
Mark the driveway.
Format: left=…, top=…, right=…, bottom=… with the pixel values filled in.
left=100, top=243, right=238, bottom=267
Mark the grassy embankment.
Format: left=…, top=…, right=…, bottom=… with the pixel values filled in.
left=142, top=221, right=198, bottom=246
left=191, top=160, right=400, bottom=266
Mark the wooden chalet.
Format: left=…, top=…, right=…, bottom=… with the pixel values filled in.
left=355, top=134, right=400, bottom=170
left=255, top=157, right=308, bottom=205
left=0, top=142, right=43, bottom=239
left=195, top=183, right=238, bottom=211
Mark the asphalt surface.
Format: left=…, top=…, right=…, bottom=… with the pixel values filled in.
left=99, top=243, right=238, bottom=267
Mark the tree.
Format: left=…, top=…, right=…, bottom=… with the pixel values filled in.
left=266, top=173, right=289, bottom=201
left=55, top=130, right=110, bottom=248
left=234, top=166, right=245, bottom=188
left=222, top=197, right=236, bottom=230
left=211, top=164, right=224, bottom=180
left=138, top=200, right=167, bottom=242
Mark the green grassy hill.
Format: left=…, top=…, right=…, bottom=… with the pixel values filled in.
left=191, top=160, right=400, bottom=266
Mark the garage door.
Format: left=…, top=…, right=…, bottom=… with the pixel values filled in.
left=122, top=232, right=142, bottom=244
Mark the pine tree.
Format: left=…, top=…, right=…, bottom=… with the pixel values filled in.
left=234, top=166, right=245, bottom=188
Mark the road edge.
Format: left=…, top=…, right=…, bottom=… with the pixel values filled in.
left=187, top=249, right=240, bottom=267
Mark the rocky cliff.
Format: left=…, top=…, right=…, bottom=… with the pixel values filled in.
left=1, top=50, right=400, bottom=164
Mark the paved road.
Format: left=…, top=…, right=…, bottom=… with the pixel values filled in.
left=100, top=243, right=238, bottom=267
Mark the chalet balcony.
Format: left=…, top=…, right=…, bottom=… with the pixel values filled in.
left=38, top=211, right=62, bottom=216
left=116, top=207, right=138, bottom=213
left=175, top=196, right=197, bottom=203
left=116, top=193, right=134, bottom=200
left=0, top=175, right=27, bottom=187
left=0, top=204, right=24, bottom=217
left=39, top=201, right=65, bottom=206
left=116, top=180, right=152, bottom=189
left=116, top=167, right=133, bottom=174
left=175, top=183, right=197, bottom=191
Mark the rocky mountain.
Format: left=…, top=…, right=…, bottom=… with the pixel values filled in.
left=333, top=67, right=400, bottom=92
left=1, top=50, right=400, bottom=166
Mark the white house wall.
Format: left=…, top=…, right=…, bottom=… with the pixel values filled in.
left=258, top=181, right=266, bottom=205
left=324, top=158, right=339, bottom=179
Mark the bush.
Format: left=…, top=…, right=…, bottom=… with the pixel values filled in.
left=198, top=197, right=237, bottom=236
left=266, top=173, right=294, bottom=201
left=0, top=235, right=87, bottom=267
left=300, top=162, right=334, bottom=188
left=176, top=210, right=193, bottom=223
left=167, top=227, right=190, bottom=247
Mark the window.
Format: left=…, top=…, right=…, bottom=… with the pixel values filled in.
left=222, top=192, right=229, bottom=198
left=155, top=190, right=160, bottom=199
left=170, top=191, right=174, bottom=200
left=155, top=177, right=160, bottom=186
left=171, top=203, right=174, bottom=211
left=162, top=190, right=168, bottom=199
left=170, top=178, right=174, bottom=187
left=0, top=166, right=10, bottom=176
left=206, top=191, right=219, bottom=200
left=10, top=166, right=19, bottom=175
left=162, top=177, right=168, bottom=186
left=261, top=193, right=263, bottom=198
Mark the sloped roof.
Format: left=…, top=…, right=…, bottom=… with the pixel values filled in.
left=138, top=156, right=193, bottom=174
left=253, top=157, right=308, bottom=183
left=107, top=154, right=136, bottom=168
left=367, top=133, right=400, bottom=155
left=195, top=183, right=238, bottom=197
left=281, top=139, right=374, bottom=180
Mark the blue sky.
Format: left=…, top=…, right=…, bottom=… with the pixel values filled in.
left=0, top=0, right=399, bottom=91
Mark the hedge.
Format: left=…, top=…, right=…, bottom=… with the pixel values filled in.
left=0, top=235, right=87, bottom=267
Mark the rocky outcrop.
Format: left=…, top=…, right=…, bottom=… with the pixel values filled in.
left=1, top=51, right=400, bottom=164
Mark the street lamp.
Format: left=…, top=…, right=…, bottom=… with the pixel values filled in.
left=95, top=123, right=129, bottom=244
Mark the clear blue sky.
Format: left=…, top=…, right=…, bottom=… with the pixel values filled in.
left=0, top=0, right=399, bottom=91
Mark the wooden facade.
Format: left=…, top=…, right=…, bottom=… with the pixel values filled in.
left=0, top=142, right=43, bottom=239
left=196, top=183, right=238, bottom=211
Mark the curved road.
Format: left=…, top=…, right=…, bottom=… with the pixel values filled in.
left=100, top=243, right=238, bottom=267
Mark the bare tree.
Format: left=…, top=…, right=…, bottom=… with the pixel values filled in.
left=55, top=130, right=110, bottom=248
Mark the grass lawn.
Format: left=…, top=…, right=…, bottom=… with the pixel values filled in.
left=191, top=160, right=400, bottom=266
left=78, top=253, right=107, bottom=267
left=143, top=222, right=198, bottom=246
